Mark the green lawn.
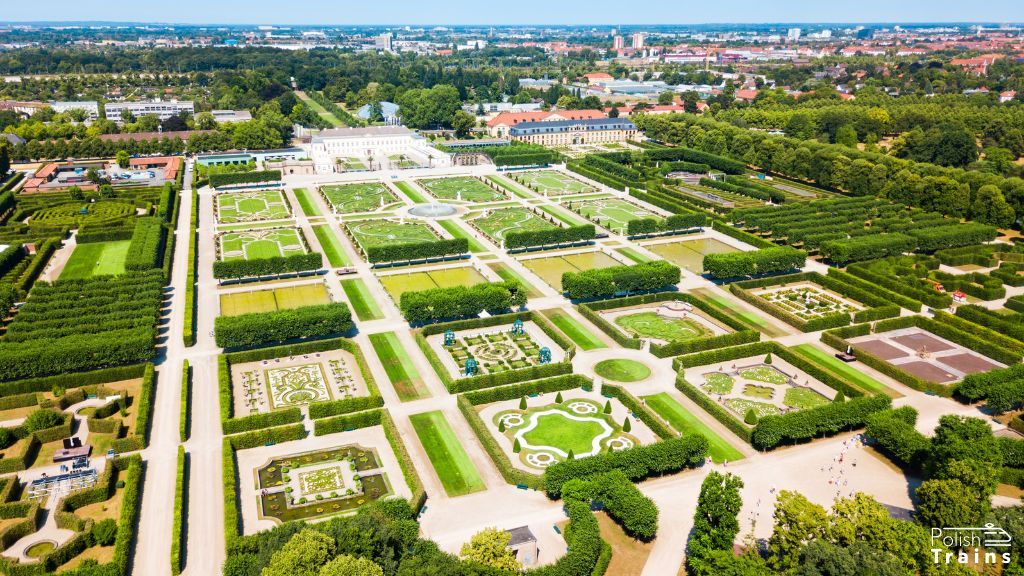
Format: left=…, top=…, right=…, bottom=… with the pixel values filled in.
left=615, top=311, right=713, bottom=342
left=419, top=177, right=505, bottom=202
left=368, top=332, right=428, bottom=401
left=297, top=91, right=345, bottom=127
left=542, top=310, right=606, bottom=350
left=522, top=412, right=607, bottom=455
left=341, top=279, right=384, bottom=321
left=409, top=411, right=485, bottom=497
left=594, top=359, right=651, bottom=382
left=487, top=263, right=542, bottom=298
left=394, top=181, right=428, bottom=204
left=643, top=393, right=744, bottom=463
left=690, top=288, right=789, bottom=338
left=485, top=175, right=533, bottom=199
left=616, top=247, right=653, bottom=263
left=437, top=219, right=487, bottom=253
left=293, top=188, right=323, bottom=217
left=538, top=204, right=588, bottom=227
left=60, top=240, right=131, bottom=279
left=470, top=207, right=557, bottom=243
left=311, top=225, right=351, bottom=267
left=790, top=343, right=900, bottom=398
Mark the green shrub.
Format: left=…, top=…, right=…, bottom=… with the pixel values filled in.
left=400, top=281, right=526, bottom=324
left=751, top=395, right=891, bottom=450
left=208, top=170, right=281, bottom=188
left=23, top=409, right=64, bottom=433
left=562, top=260, right=680, bottom=300
left=214, top=302, right=352, bottom=348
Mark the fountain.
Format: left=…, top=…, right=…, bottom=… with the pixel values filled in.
left=408, top=202, right=458, bottom=218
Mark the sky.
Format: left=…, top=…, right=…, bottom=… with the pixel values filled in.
left=4, top=0, right=1024, bottom=26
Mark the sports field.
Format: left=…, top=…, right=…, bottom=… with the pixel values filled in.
left=368, top=332, right=429, bottom=401
left=341, top=278, right=383, bottom=321
left=643, top=393, right=744, bottom=463
left=320, top=182, right=399, bottom=214
left=378, top=267, right=488, bottom=301
left=345, top=219, right=440, bottom=251
left=409, top=411, right=485, bottom=496
left=219, top=283, right=331, bottom=316
left=59, top=240, right=131, bottom=279
left=470, top=207, right=557, bottom=243
left=521, top=251, right=621, bottom=291
left=568, top=198, right=658, bottom=232
left=216, top=190, right=291, bottom=223
left=419, top=177, right=505, bottom=203
left=219, top=228, right=307, bottom=261
left=514, top=171, right=596, bottom=196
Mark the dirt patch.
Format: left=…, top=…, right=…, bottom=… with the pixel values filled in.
left=855, top=340, right=907, bottom=360
left=939, top=353, right=1001, bottom=375
left=899, top=361, right=957, bottom=384
left=596, top=511, right=653, bottom=576
left=892, top=333, right=953, bottom=353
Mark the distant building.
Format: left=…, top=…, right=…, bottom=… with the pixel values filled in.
left=105, top=100, right=195, bottom=122
left=486, top=110, right=606, bottom=138
left=50, top=101, right=100, bottom=120
left=631, top=32, right=646, bottom=50
left=308, top=126, right=450, bottom=173
left=375, top=32, right=393, bottom=52
left=518, top=78, right=557, bottom=91
left=583, top=72, right=615, bottom=86
left=508, top=117, right=638, bottom=146
left=1, top=133, right=26, bottom=147
left=207, top=109, right=252, bottom=123
left=612, top=35, right=625, bottom=50
left=356, top=101, right=401, bottom=125
left=787, top=28, right=802, bottom=42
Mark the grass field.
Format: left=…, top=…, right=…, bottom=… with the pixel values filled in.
left=311, top=225, right=351, bottom=267
left=487, top=262, right=542, bottom=298
left=521, top=251, right=621, bottom=291
left=409, top=411, right=485, bottom=497
left=219, top=283, right=331, bottom=316
left=346, top=219, right=439, bottom=252
left=341, top=278, right=384, bottom=321
left=320, top=182, right=399, bottom=214
left=485, top=175, right=533, bottom=199
left=691, top=287, right=789, bottom=338
left=394, top=181, right=427, bottom=204
left=594, top=359, right=651, bottom=382
left=614, top=312, right=714, bottom=342
left=616, top=247, right=653, bottom=263
left=437, top=219, right=487, bottom=253
left=568, top=198, right=658, bottom=232
left=514, top=171, right=595, bottom=196
left=216, top=190, right=290, bottom=223
left=293, top=188, right=323, bottom=217
left=378, top=267, right=488, bottom=301
left=470, top=207, right=557, bottom=243
left=219, top=228, right=307, bottom=261
left=542, top=309, right=606, bottom=350
left=296, top=91, right=345, bottom=127
left=538, top=204, right=588, bottom=227
left=643, top=393, right=744, bottom=463
left=368, top=332, right=428, bottom=401
left=419, top=177, right=505, bottom=203
left=645, top=238, right=738, bottom=274
left=790, top=343, right=900, bottom=398
left=60, top=240, right=131, bottom=279
left=523, top=412, right=607, bottom=455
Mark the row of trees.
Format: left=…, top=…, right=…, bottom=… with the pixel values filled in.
left=214, top=303, right=353, bottom=349
left=399, top=281, right=527, bottom=324
left=561, top=261, right=681, bottom=300
left=703, top=247, right=807, bottom=280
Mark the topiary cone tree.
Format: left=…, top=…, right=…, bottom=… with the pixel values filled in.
left=623, top=417, right=632, bottom=433
left=744, top=409, right=758, bottom=425
left=555, top=392, right=563, bottom=403
left=764, top=354, right=772, bottom=364
left=567, top=449, right=575, bottom=460
left=519, top=396, right=527, bottom=410
left=513, top=438, right=521, bottom=453
left=498, top=420, right=506, bottom=432
left=603, top=400, right=612, bottom=414
left=833, top=391, right=845, bottom=403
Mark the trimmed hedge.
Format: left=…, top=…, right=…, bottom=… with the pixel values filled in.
left=313, top=408, right=383, bottom=436
left=400, top=280, right=526, bottom=324
left=456, top=394, right=542, bottom=490
left=819, top=233, right=916, bottom=265
left=506, top=224, right=596, bottom=250
left=750, top=395, right=892, bottom=451
left=214, top=302, right=353, bottom=349
left=171, top=446, right=187, bottom=576
left=561, top=470, right=659, bottom=541
left=644, top=146, right=746, bottom=174
left=703, top=246, right=806, bottom=281
left=124, top=217, right=166, bottom=271
left=223, top=407, right=303, bottom=435
left=675, top=373, right=752, bottom=443
left=562, top=260, right=680, bottom=300
left=308, top=395, right=385, bottom=419
left=602, top=384, right=674, bottom=440
left=864, top=407, right=929, bottom=469
left=380, top=410, right=427, bottom=513
left=209, top=169, right=281, bottom=188
left=364, top=238, right=468, bottom=264
left=212, top=252, right=322, bottom=279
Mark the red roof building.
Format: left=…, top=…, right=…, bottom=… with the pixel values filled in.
left=486, top=110, right=606, bottom=137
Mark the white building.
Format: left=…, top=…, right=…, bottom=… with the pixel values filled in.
left=787, top=27, right=802, bottom=42
left=612, top=35, right=624, bottom=50
left=308, top=126, right=451, bottom=173
left=105, top=100, right=195, bottom=122
left=207, top=109, right=253, bottom=123
left=631, top=32, right=645, bottom=49
left=50, top=101, right=100, bottom=120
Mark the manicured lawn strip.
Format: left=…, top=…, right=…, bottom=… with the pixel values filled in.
left=408, top=411, right=486, bottom=497
left=486, top=175, right=533, bottom=199
left=538, top=204, right=588, bottom=226
left=488, top=263, right=542, bottom=298
left=616, top=247, right=652, bottom=264
left=541, top=309, right=606, bottom=350
left=293, top=188, right=323, bottom=216
left=311, top=225, right=351, bottom=267
left=217, top=221, right=289, bottom=232
left=643, top=393, right=744, bottom=463
left=298, top=91, right=344, bottom=127
left=368, top=332, right=428, bottom=401
left=60, top=240, right=131, bottom=279
left=437, top=219, right=487, bottom=253
left=341, top=278, right=384, bottom=321
left=790, top=343, right=901, bottom=398
left=394, top=181, right=427, bottom=204
left=691, top=287, right=789, bottom=338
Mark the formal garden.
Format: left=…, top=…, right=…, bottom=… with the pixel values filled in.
left=218, top=227, right=308, bottom=261
left=468, top=207, right=558, bottom=244
left=644, top=237, right=740, bottom=273
left=511, top=170, right=596, bottom=196
left=377, top=266, right=488, bottom=302
left=319, top=182, right=399, bottom=214
left=215, top=190, right=291, bottom=223
left=599, top=301, right=731, bottom=345
left=418, top=176, right=506, bottom=203
left=564, top=197, right=660, bottom=233
left=255, top=446, right=393, bottom=523
left=520, top=251, right=622, bottom=291
left=424, top=320, right=565, bottom=379
left=344, top=219, right=440, bottom=253
left=228, top=348, right=370, bottom=416
left=219, top=283, right=332, bottom=316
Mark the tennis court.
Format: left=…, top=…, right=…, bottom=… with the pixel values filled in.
left=418, top=177, right=506, bottom=202
left=219, top=283, right=331, bottom=316
left=320, top=182, right=399, bottom=214
left=377, top=266, right=488, bottom=301
left=219, top=228, right=308, bottom=261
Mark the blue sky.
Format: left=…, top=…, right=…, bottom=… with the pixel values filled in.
left=5, top=0, right=1024, bottom=25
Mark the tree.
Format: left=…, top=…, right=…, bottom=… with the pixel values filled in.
left=116, top=149, right=130, bottom=168
left=261, top=529, right=335, bottom=576
left=836, top=124, right=858, bottom=148
left=92, top=519, right=118, bottom=546
left=194, top=111, right=217, bottom=130
left=623, top=418, right=631, bottom=432
left=555, top=392, right=563, bottom=403
left=833, top=391, right=845, bottom=403
left=23, top=409, right=63, bottom=433
left=459, top=527, right=520, bottom=571
left=519, top=396, right=526, bottom=410
left=688, top=472, right=745, bottom=576
left=970, top=184, right=1015, bottom=228
left=916, top=479, right=980, bottom=528
left=768, top=491, right=828, bottom=571
left=513, top=438, right=521, bottom=453
left=161, top=114, right=188, bottom=132
left=608, top=106, right=620, bottom=118
left=451, top=111, right=476, bottom=138
left=658, top=91, right=676, bottom=105
left=744, top=409, right=758, bottom=425
left=318, top=555, right=384, bottom=576
left=603, top=400, right=612, bottom=414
